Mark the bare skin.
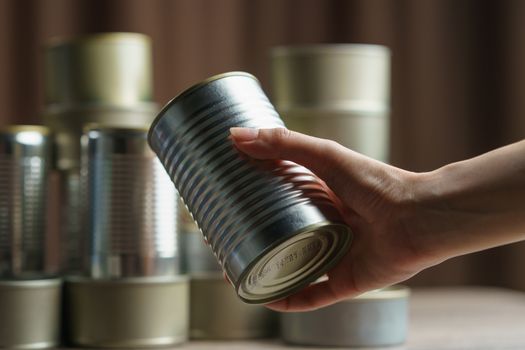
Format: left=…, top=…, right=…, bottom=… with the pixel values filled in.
left=229, top=127, right=525, bottom=312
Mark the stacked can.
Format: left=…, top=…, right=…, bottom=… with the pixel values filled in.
left=271, top=44, right=410, bottom=346
left=42, top=33, right=188, bottom=347
left=0, top=126, right=61, bottom=348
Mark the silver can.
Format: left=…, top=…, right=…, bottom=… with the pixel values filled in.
left=281, top=286, right=410, bottom=347
left=148, top=72, right=352, bottom=304
left=0, top=126, right=52, bottom=278
left=82, top=126, right=179, bottom=278
left=272, top=44, right=390, bottom=162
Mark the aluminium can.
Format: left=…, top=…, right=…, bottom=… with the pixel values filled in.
left=0, top=126, right=53, bottom=278
left=281, top=285, right=410, bottom=347
left=44, top=32, right=153, bottom=108
left=0, top=278, right=62, bottom=349
left=272, top=44, right=390, bottom=162
left=148, top=72, right=353, bottom=304
left=190, top=273, right=278, bottom=339
left=82, top=126, right=179, bottom=278
left=65, top=276, right=189, bottom=348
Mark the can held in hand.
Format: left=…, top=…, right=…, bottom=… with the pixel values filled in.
left=0, top=126, right=52, bottom=278
left=82, top=126, right=179, bottom=278
left=148, top=72, right=352, bottom=304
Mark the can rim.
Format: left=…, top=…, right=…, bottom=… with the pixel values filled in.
left=44, top=32, right=151, bottom=50
left=0, top=278, right=62, bottom=288
left=147, top=72, right=259, bottom=145
left=65, top=275, right=189, bottom=286
left=236, top=221, right=353, bottom=304
left=83, top=123, right=150, bottom=134
left=0, top=125, right=50, bottom=135
left=272, top=43, right=390, bottom=57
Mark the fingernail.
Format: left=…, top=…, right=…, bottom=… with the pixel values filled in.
left=230, top=127, right=259, bottom=141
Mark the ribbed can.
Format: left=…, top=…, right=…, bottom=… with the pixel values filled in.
left=148, top=72, right=352, bottom=304
left=82, top=126, right=179, bottom=278
left=0, top=126, right=52, bottom=278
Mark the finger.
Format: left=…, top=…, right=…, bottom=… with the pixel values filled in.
left=230, top=127, right=355, bottom=196
left=264, top=279, right=359, bottom=312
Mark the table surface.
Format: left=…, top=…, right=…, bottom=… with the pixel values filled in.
left=62, top=287, right=525, bottom=350
left=181, top=287, right=525, bottom=350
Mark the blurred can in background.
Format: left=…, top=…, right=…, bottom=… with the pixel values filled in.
left=149, top=72, right=352, bottom=304
left=42, top=33, right=158, bottom=275
left=281, top=286, right=410, bottom=347
left=272, top=44, right=390, bottom=161
left=0, top=126, right=61, bottom=349
left=0, top=126, right=53, bottom=278
left=82, top=126, right=180, bottom=278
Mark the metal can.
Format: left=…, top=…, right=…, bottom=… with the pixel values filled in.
left=190, top=273, right=278, bottom=339
left=0, top=278, right=62, bottom=349
left=82, top=126, right=179, bottom=278
left=148, top=72, right=352, bottom=304
left=0, top=126, right=52, bottom=278
left=272, top=44, right=390, bottom=162
left=44, top=32, right=153, bottom=108
left=281, top=286, right=410, bottom=347
left=65, top=276, right=189, bottom=348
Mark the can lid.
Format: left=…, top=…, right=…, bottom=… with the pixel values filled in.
left=237, top=222, right=352, bottom=304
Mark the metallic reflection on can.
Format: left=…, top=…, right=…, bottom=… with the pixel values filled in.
left=272, top=44, right=390, bottom=162
left=148, top=72, right=352, bottom=304
left=0, top=126, right=52, bottom=278
left=83, top=126, right=179, bottom=278
left=281, top=286, right=410, bottom=347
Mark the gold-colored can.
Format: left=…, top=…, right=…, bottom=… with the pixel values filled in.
left=0, top=278, right=62, bottom=349
left=64, top=276, right=189, bottom=348
left=271, top=44, right=390, bottom=162
left=44, top=33, right=153, bottom=108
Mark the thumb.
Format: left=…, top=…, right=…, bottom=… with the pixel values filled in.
left=230, top=127, right=352, bottom=197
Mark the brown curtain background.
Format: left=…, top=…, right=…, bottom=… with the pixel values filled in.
left=1, top=0, right=524, bottom=289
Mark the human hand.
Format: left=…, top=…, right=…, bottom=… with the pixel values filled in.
left=229, top=127, right=435, bottom=311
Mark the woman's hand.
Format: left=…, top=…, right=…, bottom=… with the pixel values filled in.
left=230, top=127, right=525, bottom=312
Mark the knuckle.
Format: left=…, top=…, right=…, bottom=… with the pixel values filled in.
left=269, top=127, right=292, bottom=145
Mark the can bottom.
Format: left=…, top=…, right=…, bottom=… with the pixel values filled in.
left=238, top=222, right=351, bottom=303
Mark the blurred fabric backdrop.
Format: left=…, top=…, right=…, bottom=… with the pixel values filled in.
left=0, top=0, right=524, bottom=290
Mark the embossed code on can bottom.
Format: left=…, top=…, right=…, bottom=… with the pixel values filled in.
left=149, top=72, right=352, bottom=303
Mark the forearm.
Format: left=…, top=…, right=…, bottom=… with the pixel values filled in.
left=409, top=140, right=525, bottom=264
